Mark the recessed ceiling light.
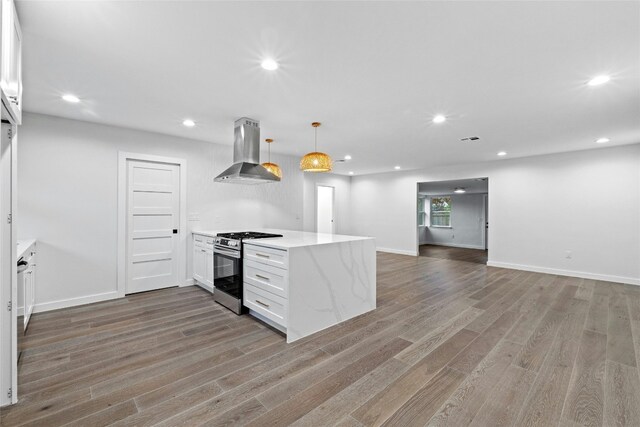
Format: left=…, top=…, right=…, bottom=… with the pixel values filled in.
left=348, top=171, right=354, bottom=175
left=182, top=119, right=195, bottom=127
left=344, top=155, right=352, bottom=160
left=62, top=94, right=80, bottom=103
left=595, top=137, right=610, bottom=144
left=454, top=187, right=466, bottom=194
left=432, top=115, right=446, bottom=124
left=588, top=75, right=610, bottom=86
left=497, top=151, right=507, bottom=156
left=394, top=166, right=401, bottom=170
left=261, top=59, right=279, bottom=71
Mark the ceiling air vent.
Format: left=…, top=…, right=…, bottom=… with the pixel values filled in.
left=460, top=136, right=480, bottom=141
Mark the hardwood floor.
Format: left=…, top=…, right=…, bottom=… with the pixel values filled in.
left=419, top=244, right=488, bottom=265
left=2, top=252, right=639, bottom=426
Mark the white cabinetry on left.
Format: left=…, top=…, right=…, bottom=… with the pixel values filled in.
left=0, top=0, right=21, bottom=124
left=20, top=248, right=35, bottom=327
left=193, top=234, right=214, bottom=292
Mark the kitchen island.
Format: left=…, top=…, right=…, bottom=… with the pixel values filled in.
left=192, top=229, right=376, bottom=342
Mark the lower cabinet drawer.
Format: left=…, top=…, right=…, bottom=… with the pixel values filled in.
left=244, top=244, right=288, bottom=270
left=244, top=260, right=288, bottom=298
left=244, top=283, right=287, bottom=327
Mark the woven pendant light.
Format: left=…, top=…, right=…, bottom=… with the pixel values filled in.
left=262, top=138, right=282, bottom=179
left=300, top=122, right=332, bottom=172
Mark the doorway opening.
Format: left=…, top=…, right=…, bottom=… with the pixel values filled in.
left=417, top=178, right=488, bottom=265
left=316, top=185, right=335, bottom=234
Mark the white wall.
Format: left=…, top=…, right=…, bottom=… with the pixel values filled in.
left=17, top=113, right=305, bottom=311
left=17, top=111, right=640, bottom=311
left=352, top=144, right=640, bottom=285
left=420, top=193, right=486, bottom=249
left=302, top=172, right=352, bottom=235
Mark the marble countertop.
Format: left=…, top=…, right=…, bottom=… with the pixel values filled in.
left=17, top=239, right=36, bottom=259
left=192, top=228, right=374, bottom=250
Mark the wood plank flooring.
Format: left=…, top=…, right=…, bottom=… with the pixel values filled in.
left=419, top=244, right=488, bottom=265
left=1, top=252, right=639, bottom=426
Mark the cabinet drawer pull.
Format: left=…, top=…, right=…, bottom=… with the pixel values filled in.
left=255, top=299, right=270, bottom=308
left=255, top=253, right=270, bottom=258
left=255, top=274, right=270, bottom=281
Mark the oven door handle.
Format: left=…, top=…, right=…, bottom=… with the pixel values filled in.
left=213, top=247, right=241, bottom=259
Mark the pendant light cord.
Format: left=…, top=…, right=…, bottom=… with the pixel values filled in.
left=315, top=127, right=318, bottom=151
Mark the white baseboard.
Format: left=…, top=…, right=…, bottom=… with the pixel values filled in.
left=181, top=278, right=195, bottom=287
left=423, top=242, right=486, bottom=250
left=486, top=261, right=640, bottom=286
left=377, top=247, right=418, bottom=256
left=33, top=291, right=120, bottom=314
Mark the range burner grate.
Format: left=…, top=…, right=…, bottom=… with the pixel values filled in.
left=217, top=231, right=283, bottom=240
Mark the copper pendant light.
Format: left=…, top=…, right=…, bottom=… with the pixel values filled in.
left=262, top=138, right=283, bottom=179
left=300, top=122, right=332, bottom=172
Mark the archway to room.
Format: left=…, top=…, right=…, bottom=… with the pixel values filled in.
left=417, top=178, right=488, bottom=265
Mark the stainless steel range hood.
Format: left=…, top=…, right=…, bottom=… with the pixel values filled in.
left=214, top=117, right=280, bottom=184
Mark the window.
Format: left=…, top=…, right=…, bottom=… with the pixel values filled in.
left=430, top=196, right=451, bottom=227
left=417, top=197, right=427, bottom=226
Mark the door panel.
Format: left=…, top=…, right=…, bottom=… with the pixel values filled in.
left=316, top=185, right=335, bottom=234
left=126, top=160, right=180, bottom=294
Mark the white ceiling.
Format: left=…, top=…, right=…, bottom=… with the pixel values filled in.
left=419, top=178, right=488, bottom=196
left=17, top=1, right=640, bottom=176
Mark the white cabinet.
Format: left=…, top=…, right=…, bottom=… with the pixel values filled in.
left=204, top=247, right=214, bottom=289
left=17, top=241, right=35, bottom=332
left=243, top=243, right=289, bottom=330
left=192, top=234, right=213, bottom=292
left=23, top=251, right=35, bottom=328
left=244, top=283, right=287, bottom=326
left=244, top=244, right=288, bottom=269
left=193, top=244, right=205, bottom=284
left=0, top=0, right=21, bottom=124
left=244, top=259, right=288, bottom=298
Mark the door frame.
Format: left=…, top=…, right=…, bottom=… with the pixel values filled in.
left=315, top=184, right=336, bottom=234
left=117, top=152, right=187, bottom=298
left=0, top=122, right=17, bottom=406
left=482, top=194, right=488, bottom=250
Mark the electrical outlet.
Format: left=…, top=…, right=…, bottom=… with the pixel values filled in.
left=565, top=250, right=572, bottom=259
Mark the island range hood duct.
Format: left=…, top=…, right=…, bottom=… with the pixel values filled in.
left=214, top=117, right=281, bottom=184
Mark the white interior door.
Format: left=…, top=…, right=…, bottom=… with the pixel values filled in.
left=317, top=185, right=335, bottom=234
left=126, top=160, right=180, bottom=294
left=0, top=123, right=16, bottom=405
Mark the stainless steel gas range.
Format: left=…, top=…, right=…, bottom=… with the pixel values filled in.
left=212, top=231, right=283, bottom=314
